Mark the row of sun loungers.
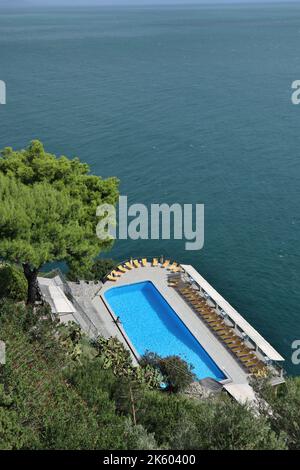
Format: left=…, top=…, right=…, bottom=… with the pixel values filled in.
left=172, top=282, right=268, bottom=377
left=152, top=258, right=182, bottom=272
left=106, top=258, right=182, bottom=282
left=106, top=259, right=145, bottom=281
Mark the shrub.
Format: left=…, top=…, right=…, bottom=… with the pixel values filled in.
left=258, top=377, right=300, bottom=450
left=0, top=265, right=27, bottom=302
left=94, top=337, right=162, bottom=388
left=141, top=352, right=195, bottom=393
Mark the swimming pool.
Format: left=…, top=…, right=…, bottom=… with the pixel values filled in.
left=104, top=281, right=225, bottom=381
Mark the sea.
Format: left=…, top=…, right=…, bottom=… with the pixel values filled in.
left=0, top=2, right=299, bottom=374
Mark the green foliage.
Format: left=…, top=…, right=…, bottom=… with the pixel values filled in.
left=141, top=352, right=195, bottom=393
left=123, top=419, right=159, bottom=450
left=135, top=389, right=287, bottom=450
left=95, top=337, right=162, bottom=389
left=95, top=336, right=134, bottom=376
left=0, top=297, right=295, bottom=451
left=258, top=377, right=300, bottom=449
left=68, top=358, right=159, bottom=449
left=68, top=258, right=116, bottom=281
left=0, top=141, right=119, bottom=302
left=135, top=390, right=191, bottom=446
left=169, top=398, right=287, bottom=450
left=0, top=407, right=30, bottom=450
left=0, top=384, right=36, bottom=450
left=58, top=322, right=84, bottom=363
left=0, top=300, right=149, bottom=450
left=0, top=264, right=27, bottom=301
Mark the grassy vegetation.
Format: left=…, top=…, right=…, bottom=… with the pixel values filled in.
left=0, top=296, right=296, bottom=450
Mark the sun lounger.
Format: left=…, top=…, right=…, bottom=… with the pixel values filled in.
left=110, top=270, right=122, bottom=277
left=254, top=370, right=267, bottom=378
left=196, top=305, right=207, bottom=310
left=202, top=311, right=217, bottom=317
left=190, top=301, right=204, bottom=307
left=208, top=320, right=223, bottom=327
left=168, top=262, right=178, bottom=270
left=205, top=320, right=219, bottom=326
left=244, top=359, right=259, bottom=368
left=236, top=350, right=254, bottom=362
left=217, top=331, right=233, bottom=339
left=107, top=275, right=117, bottom=282
left=190, top=303, right=204, bottom=309
left=249, top=362, right=265, bottom=372
left=161, top=260, right=170, bottom=268
left=152, top=258, right=158, bottom=267
left=211, top=324, right=226, bottom=332
left=194, top=308, right=206, bottom=314
left=221, top=332, right=235, bottom=340
left=125, top=261, right=133, bottom=270
left=200, top=306, right=212, bottom=311
left=142, top=258, right=147, bottom=267
left=201, top=312, right=218, bottom=319
left=118, top=265, right=127, bottom=273
left=204, top=319, right=219, bottom=326
left=223, top=337, right=237, bottom=344
left=226, top=340, right=241, bottom=347
left=253, top=367, right=268, bottom=377
left=170, top=266, right=182, bottom=273
left=235, top=350, right=252, bottom=358
left=133, top=259, right=140, bottom=268
left=249, top=365, right=264, bottom=375
left=199, top=310, right=215, bottom=316
left=230, top=344, right=244, bottom=351
left=214, top=329, right=228, bottom=336
left=239, top=354, right=255, bottom=363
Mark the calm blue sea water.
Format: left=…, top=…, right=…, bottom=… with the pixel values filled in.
left=105, top=281, right=226, bottom=381
left=0, top=4, right=299, bottom=374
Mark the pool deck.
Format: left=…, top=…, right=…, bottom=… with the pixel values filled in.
left=92, top=265, right=250, bottom=386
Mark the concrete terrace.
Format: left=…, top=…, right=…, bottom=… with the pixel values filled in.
left=93, top=264, right=250, bottom=386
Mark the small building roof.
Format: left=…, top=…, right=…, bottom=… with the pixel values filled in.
left=181, top=265, right=284, bottom=362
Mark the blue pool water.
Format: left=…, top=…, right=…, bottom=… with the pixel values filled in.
left=104, top=281, right=225, bottom=381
